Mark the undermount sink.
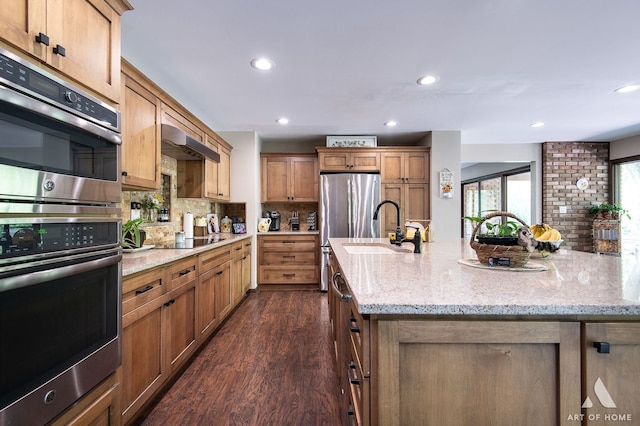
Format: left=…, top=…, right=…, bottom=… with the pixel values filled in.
left=342, top=243, right=412, bottom=255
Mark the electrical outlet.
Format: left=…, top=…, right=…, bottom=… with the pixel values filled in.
left=559, top=206, right=567, bottom=214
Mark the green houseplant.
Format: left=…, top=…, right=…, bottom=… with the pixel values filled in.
left=464, top=211, right=522, bottom=245
left=588, top=203, right=630, bottom=220
left=122, top=218, right=146, bottom=249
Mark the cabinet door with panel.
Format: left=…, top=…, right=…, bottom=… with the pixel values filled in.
left=204, top=135, right=232, bottom=201
left=380, top=149, right=430, bottom=183
left=215, top=260, right=233, bottom=321
left=582, top=322, right=640, bottom=424
left=380, top=183, right=429, bottom=236
left=317, top=148, right=380, bottom=172
left=241, top=240, right=252, bottom=293
left=0, top=0, right=129, bottom=102
left=197, top=247, right=230, bottom=340
left=121, top=70, right=161, bottom=190
left=375, top=321, right=582, bottom=425
left=121, top=268, right=167, bottom=424
left=164, top=280, right=197, bottom=372
left=261, top=154, right=318, bottom=202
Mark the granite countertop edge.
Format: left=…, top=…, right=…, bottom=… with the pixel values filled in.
left=122, top=234, right=252, bottom=276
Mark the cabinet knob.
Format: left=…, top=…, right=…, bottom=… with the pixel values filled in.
left=53, top=44, right=66, bottom=57
left=35, top=32, right=50, bottom=46
left=121, top=171, right=128, bottom=176
left=593, top=341, right=610, bottom=353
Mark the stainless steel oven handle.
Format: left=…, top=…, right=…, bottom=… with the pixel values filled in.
left=0, top=250, right=121, bottom=293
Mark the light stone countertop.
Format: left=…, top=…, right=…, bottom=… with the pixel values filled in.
left=256, top=230, right=319, bottom=236
left=122, top=234, right=252, bottom=276
left=329, top=237, right=640, bottom=318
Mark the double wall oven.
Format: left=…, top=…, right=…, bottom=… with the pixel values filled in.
left=0, top=47, right=122, bottom=425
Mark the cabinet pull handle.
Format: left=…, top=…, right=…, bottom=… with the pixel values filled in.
left=216, top=271, right=223, bottom=276
left=235, top=247, right=242, bottom=251
left=283, top=273, right=295, bottom=277
left=53, top=44, right=66, bottom=57
left=593, top=341, right=610, bottom=353
left=242, top=256, right=247, bottom=260
left=135, top=285, right=154, bottom=295
left=346, top=406, right=355, bottom=425
left=283, top=241, right=295, bottom=244
left=331, top=272, right=351, bottom=302
left=121, top=170, right=128, bottom=176
left=283, top=255, right=295, bottom=259
left=348, top=362, right=359, bottom=385
left=349, top=317, right=360, bottom=333
left=35, top=32, right=50, bottom=46
left=179, top=269, right=192, bottom=276
left=163, top=299, right=175, bottom=307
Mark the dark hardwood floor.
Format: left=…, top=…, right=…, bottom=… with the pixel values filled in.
left=136, top=289, right=343, bottom=426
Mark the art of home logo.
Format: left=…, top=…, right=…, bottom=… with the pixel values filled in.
left=567, top=377, right=633, bottom=422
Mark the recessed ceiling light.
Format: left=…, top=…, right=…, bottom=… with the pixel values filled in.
left=384, top=121, right=398, bottom=127
left=614, top=84, right=640, bottom=93
left=417, top=75, right=438, bottom=85
left=530, top=122, right=545, bottom=128
left=251, top=58, right=275, bottom=70
left=276, top=117, right=289, bottom=125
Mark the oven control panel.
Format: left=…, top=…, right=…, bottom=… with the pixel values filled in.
left=0, top=48, right=119, bottom=131
left=0, top=222, right=119, bottom=259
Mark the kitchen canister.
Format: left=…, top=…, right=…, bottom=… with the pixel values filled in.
left=184, top=212, right=194, bottom=238
left=220, top=215, right=232, bottom=233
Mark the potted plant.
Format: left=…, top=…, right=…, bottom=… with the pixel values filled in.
left=122, top=218, right=146, bottom=249
left=588, top=203, right=630, bottom=220
left=464, top=211, right=521, bottom=245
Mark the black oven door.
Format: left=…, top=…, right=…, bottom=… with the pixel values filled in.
left=0, top=96, right=121, bottom=204
left=0, top=247, right=122, bottom=426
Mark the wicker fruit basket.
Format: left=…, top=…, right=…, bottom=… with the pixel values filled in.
left=469, top=211, right=533, bottom=268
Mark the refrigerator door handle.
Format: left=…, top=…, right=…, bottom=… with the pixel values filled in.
left=347, top=178, right=353, bottom=238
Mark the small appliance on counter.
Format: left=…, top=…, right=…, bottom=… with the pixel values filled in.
left=264, top=211, right=280, bottom=231
left=307, top=211, right=317, bottom=231
left=290, top=211, right=300, bottom=231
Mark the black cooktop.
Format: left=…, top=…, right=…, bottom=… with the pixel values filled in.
left=155, top=235, right=228, bottom=249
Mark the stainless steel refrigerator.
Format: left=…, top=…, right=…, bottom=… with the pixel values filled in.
left=319, top=173, right=381, bottom=291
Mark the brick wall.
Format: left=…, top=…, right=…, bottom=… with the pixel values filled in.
left=542, top=142, right=609, bottom=252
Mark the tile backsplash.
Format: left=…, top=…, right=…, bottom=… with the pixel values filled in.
left=120, top=154, right=245, bottom=243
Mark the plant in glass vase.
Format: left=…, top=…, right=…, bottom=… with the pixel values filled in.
left=140, top=193, right=164, bottom=222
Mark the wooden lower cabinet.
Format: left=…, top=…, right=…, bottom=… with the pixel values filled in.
left=582, top=322, right=640, bottom=424
left=51, top=373, right=120, bottom=426
left=120, top=238, right=252, bottom=424
left=231, top=240, right=252, bottom=304
left=258, top=234, right=319, bottom=285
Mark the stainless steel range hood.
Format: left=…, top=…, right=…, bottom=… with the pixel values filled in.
left=161, top=124, right=220, bottom=162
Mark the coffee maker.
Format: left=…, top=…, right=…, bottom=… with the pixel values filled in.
left=263, top=211, right=280, bottom=231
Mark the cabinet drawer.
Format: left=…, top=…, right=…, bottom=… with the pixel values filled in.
left=123, top=268, right=166, bottom=314
left=259, top=266, right=319, bottom=284
left=230, top=241, right=244, bottom=257
left=262, top=251, right=317, bottom=264
left=199, top=246, right=231, bottom=274
left=167, top=257, right=198, bottom=290
left=260, top=236, right=317, bottom=251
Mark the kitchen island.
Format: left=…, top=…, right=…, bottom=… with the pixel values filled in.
left=328, top=238, right=640, bottom=426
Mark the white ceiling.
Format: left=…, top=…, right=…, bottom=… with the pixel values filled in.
left=121, top=0, right=640, bottom=146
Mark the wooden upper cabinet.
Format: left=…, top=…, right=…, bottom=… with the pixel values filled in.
left=317, top=148, right=380, bottom=172
left=261, top=154, right=318, bottom=202
left=204, top=134, right=231, bottom=201
left=0, top=0, right=131, bottom=102
left=380, top=148, right=430, bottom=183
left=121, top=70, right=161, bottom=190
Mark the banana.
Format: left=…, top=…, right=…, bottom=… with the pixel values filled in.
left=550, top=229, right=561, bottom=241
left=537, top=230, right=552, bottom=241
